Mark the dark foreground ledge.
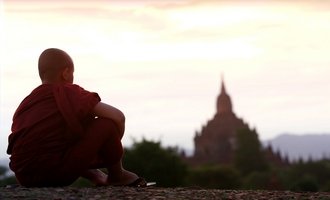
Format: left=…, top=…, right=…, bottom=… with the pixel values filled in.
left=1, top=186, right=330, bottom=200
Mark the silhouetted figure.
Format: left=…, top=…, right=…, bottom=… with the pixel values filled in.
left=7, top=48, right=146, bottom=187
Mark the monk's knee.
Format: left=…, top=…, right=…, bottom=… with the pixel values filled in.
left=87, top=118, right=120, bottom=139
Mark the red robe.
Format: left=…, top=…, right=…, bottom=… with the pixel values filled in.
left=7, top=84, right=100, bottom=177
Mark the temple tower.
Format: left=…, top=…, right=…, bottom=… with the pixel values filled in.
left=187, top=75, right=289, bottom=167
left=193, top=76, right=249, bottom=165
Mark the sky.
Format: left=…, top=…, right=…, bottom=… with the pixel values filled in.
left=1, top=0, right=330, bottom=160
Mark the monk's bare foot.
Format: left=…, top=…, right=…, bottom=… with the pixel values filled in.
left=82, top=169, right=108, bottom=186
left=108, top=169, right=139, bottom=186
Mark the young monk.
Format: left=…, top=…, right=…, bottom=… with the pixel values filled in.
left=7, top=48, right=146, bottom=187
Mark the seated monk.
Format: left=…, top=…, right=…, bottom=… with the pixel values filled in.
left=7, top=48, right=146, bottom=187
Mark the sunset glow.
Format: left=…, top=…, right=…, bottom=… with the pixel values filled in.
left=1, top=0, right=330, bottom=159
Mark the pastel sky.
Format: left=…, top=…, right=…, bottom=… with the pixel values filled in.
left=1, top=0, right=330, bottom=159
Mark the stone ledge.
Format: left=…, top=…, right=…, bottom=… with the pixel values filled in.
left=1, top=187, right=330, bottom=200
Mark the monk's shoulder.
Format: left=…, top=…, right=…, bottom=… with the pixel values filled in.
left=63, top=84, right=93, bottom=94
left=63, top=84, right=100, bottom=101
left=21, top=84, right=52, bottom=102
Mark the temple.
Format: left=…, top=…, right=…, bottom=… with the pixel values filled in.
left=188, top=76, right=288, bottom=167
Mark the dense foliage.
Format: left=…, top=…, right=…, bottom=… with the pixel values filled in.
left=234, top=128, right=269, bottom=175
left=123, top=139, right=188, bottom=187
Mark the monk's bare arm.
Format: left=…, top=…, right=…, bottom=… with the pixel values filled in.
left=92, top=102, right=125, bottom=138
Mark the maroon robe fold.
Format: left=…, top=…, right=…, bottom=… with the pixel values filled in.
left=7, top=84, right=100, bottom=175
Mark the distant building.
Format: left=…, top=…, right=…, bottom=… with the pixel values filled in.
left=187, top=77, right=289, bottom=167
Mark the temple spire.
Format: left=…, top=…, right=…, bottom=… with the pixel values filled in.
left=221, top=73, right=227, bottom=94
left=216, top=74, right=233, bottom=115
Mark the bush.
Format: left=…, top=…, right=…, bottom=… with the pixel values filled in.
left=290, top=174, right=319, bottom=192
left=242, top=171, right=271, bottom=190
left=0, top=165, right=17, bottom=187
left=186, top=165, right=241, bottom=189
left=123, top=139, right=188, bottom=187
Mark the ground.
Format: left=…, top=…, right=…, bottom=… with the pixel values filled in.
left=1, top=186, right=330, bottom=200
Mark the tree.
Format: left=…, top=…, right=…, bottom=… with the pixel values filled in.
left=234, top=128, right=269, bottom=176
left=123, top=139, right=188, bottom=187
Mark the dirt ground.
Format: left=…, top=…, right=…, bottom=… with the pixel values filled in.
left=1, top=186, right=330, bottom=200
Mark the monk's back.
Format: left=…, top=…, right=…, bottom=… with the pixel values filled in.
left=7, top=84, right=99, bottom=173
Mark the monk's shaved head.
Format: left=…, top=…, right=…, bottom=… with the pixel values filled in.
left=38, top=48, right=74, bottom=83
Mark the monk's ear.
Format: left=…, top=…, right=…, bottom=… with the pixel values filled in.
left=62, top=67, right=73, bottom=83
left=62, top=67, right=69, bottom=80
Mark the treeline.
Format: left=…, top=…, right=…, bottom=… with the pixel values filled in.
left=2, top=137, right=330, bottom=191
left=121, top=138, right=330, bottom=192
